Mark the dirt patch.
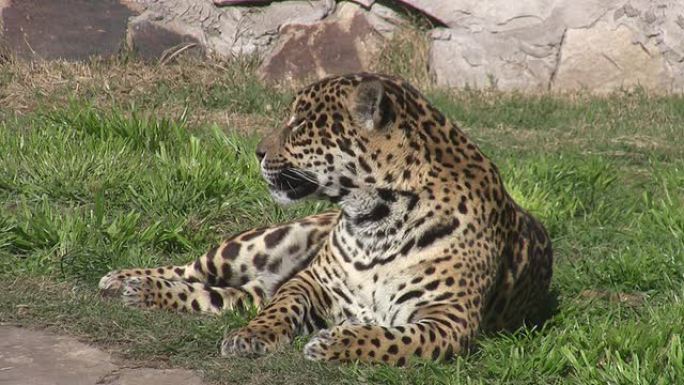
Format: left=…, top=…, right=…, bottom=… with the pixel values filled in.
left=578, top=290, right=648, bottom=307
left=0, top=325, right=206, bottom=385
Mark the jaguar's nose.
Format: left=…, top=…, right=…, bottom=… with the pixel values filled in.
left=255, top=149, right=266, bottom=162
left=255, top=140, right=266, bottom=162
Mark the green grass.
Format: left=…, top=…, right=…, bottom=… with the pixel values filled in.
left=1, top=58, right=683, bottom=384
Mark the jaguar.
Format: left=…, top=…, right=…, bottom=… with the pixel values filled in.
left=99, top=73, right=553, bottom=365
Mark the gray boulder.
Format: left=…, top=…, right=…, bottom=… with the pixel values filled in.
left=427, top=0, right=684, bottom=92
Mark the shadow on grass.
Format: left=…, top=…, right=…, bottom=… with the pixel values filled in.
left=535, top=287, right=561, bottom=330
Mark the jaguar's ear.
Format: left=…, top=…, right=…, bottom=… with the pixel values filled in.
left=352, top=79, right=393, bottom=131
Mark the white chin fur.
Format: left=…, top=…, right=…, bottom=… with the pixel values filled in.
left=270, top=190, right=296, bottom=205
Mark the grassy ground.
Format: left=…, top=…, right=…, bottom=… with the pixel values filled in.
left=1, top=52, right=683, bottom=385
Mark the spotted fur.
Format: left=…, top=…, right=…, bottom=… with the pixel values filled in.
left=100, top=73, right=553, bottom=365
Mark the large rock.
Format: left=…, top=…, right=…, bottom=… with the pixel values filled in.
left=0, top=0, right=398, bottom=67
left=0, top=0, right=135, bottom=60
left=430, top=28, right=556, bottom=91
left=258, top=2, right=390, bottom=83
left=553, top=21, right=672, bottom=92
left=130, top=0, right=398, bottom=67
left=130, top=0, right=336, bottom=57
left=428, top=0, right=684, bottom=92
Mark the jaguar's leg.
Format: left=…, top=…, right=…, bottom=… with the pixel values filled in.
left=220, top=266, right=334, bottom=355
left=302, top=303, right=479, bottom=366
left=120, top=276, right=270, bottom=313
left=99, top=210, right=338, bottom=312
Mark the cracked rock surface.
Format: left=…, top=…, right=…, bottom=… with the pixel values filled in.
left=428, top=0, right=684, bottom=92
left=0, top=326, right=205, bottom=385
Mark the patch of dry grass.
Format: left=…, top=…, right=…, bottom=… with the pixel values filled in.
left=0, top=55, right=286, bottom=135
left=3, top=42, right=683, bottom=162
left=371, top=15, right=432, bottom=88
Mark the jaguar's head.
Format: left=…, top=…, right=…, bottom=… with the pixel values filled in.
left=256, top=73, right=432, bottom=204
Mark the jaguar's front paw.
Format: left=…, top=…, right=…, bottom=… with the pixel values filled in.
left=303, top=328, right=346, bottom=362
left=121, top=277, right=155, bottom=308
left=98, top=270, right=126, bottom=296
left=221, top=327, right=275, bottom=356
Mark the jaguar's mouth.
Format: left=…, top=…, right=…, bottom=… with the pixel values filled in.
left=265, top=169, right=319, bottom=201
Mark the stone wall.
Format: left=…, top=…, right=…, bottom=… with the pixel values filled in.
left=2, top=0, right=683, bottom=93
